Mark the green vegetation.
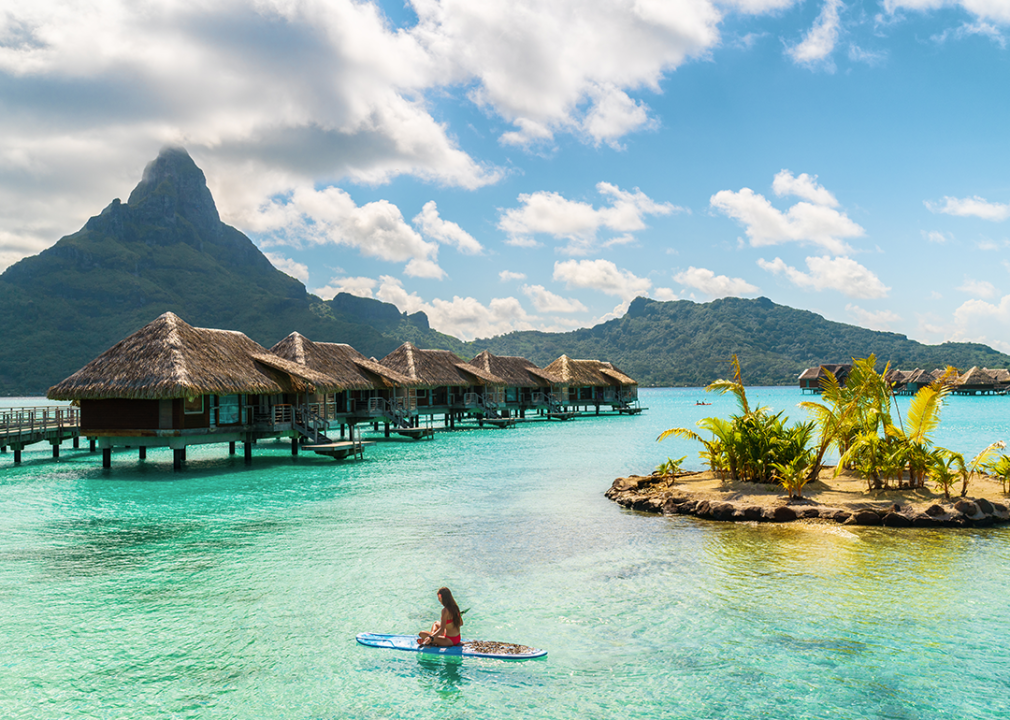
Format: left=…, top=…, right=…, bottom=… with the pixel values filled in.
left=655, top=456, right=688, bottom=478
left=661, top=355, right=1010, bottom=500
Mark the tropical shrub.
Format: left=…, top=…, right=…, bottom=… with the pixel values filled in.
left=986, top=455, right=1010, bottom=494
left=655, top=456, right=688, bottom=478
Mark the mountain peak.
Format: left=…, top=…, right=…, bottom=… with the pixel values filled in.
left=125, top=146, right=220, bottom=232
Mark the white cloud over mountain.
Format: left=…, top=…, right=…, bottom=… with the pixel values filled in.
left=758, top=255, right=890, bottom=298
left=553, top=259, right=652, bottom=300
left=711, top=172, right=863, bottom=255
left=673, top=266, right=759, bottom=298
left=499, top=183, right=680, bottom=255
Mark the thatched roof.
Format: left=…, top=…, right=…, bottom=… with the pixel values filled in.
left=48, top=312, right=336, bottom=400
left=380, top=342, right=505, bottom=388
left=798, top=364, right=852, bottom=383
left=984, top=368, right=1010, bottom=384
left=468, top=350, right=561, bottom=387
left=906, top=369, right=933, bottom=385
left=957, top=366, right=996, bottom=387
left=271, top=333, right=419, bottom=390
left=543, top=355, right=637, bottom=387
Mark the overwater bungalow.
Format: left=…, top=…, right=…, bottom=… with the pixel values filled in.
left=542, top=355, right=640, bottom=414
left=798, top=364, right=852, bottom=392
left=467, top=350, right=563, bottom=418
left=47, top=312, right=344, bottom=469
left=953, top=366, right=999, bottom=395
left=379, top=342, right=506, bottom=426
left=270, top=332, right=422, bottom=435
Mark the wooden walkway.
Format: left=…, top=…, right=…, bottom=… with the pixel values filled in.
left=1, top=406, right=82, bottom=463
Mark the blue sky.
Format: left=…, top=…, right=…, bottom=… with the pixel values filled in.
left=1, top=1, right=1009, bottom=348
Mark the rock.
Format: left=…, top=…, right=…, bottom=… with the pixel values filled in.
left=678, top=500, right=697, bottom=514
left=975, top=498, right=994, bottom=515
left=882, top=512, right=911, bottom=527
left=770, top=506, right=797, bottom=523
left=925, top=504, right=946, bottom=517
left=741, top=506, right=765, bottom=522
left=694, top=501, right=711, bottom=517
left=911, top=513, right=939, bottom=528
left=710, top=503, right=736, bottom=521
left=833, top=511, right=852, bottom=523
left=797, top=508, right=821, bottom=519
left=851, top=510, right=882, bottom=526
left=954, top=500, right=979, bottom=517
left=992, top=503, right=1009, bottom=520
left=608, top=476, right=645, bottom=495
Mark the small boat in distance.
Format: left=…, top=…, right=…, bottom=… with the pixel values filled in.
left=695, top=402, right=711, bottom=406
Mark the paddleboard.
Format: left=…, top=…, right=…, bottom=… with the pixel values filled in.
left=356, top=633, right=547, bottom=660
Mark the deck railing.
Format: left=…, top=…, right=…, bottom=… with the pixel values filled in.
left=0, top=406, right=79, bottom=441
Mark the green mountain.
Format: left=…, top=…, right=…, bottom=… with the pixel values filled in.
left=469, top=296, right=1010, bottom=387
left=0, top=147, right=462, bottom=395
left=2, top=147, right=1007, bottom=394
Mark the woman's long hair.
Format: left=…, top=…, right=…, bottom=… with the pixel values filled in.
left=438, top=587, right=462, bottom=628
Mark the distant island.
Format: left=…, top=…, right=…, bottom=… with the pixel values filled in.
left=2, top=147, right=1008, bottom=395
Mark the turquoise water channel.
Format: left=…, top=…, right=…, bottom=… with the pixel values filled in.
left=2, top=388, right=1010, bottom=719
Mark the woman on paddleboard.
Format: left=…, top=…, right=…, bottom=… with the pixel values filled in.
left=418, top=587, right=463, bottom=647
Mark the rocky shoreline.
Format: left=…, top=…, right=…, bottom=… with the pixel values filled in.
left=606, top=473, right=1010, bottom=528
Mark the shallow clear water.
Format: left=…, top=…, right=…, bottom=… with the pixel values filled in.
left=2, top=388, right=1009, bottom=719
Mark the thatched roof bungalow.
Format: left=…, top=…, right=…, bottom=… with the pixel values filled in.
left=954, top=366, right=998, bottom=395
left=47, top=312, right=340, bottom=466
left=467, top=350, right=561, bottom=413
left=798, top=364, right=851, bottom=392
left=379, top=342, right=505, bottom=414
left=542, top=355, right=638, bottom=409
left=270, top=332, right=420, bottom=424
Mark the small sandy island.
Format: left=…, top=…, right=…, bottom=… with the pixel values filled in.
left=606, top=469, right=1010, bottom=528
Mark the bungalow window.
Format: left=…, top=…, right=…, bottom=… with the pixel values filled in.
left=184, top=395, right=204, bottom=415
left=218, top=394, right=240, bottom=425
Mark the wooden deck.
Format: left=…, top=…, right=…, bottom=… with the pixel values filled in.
left=1, top=406, right=81, bottom=463
left=302, top=441, right=375, bottom=459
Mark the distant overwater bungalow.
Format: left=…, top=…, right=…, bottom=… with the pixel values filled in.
left=799, top=363, right=1010, bottom=395
left=2, top=312, right=643, bottom=470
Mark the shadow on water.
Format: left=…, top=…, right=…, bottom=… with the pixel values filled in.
left=416, top=654, right=465, bottom=698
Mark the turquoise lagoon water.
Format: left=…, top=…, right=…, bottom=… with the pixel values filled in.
left=2, top=387, right=1010, bottom=719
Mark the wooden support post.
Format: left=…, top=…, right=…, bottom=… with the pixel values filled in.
left=52, top=442, right=59, bottom=459
left=102, top=448, right=111, bottom=469
left=14, top=448, right=22, bottom=464
left=229, top=441, right=235, bottom=455
left=340, top=424, right=346, bottom=439
left=449, top=413, right=455, bottom=429
left=89, top=438, right=96, bottom=452
left=73, top=437, right=80, bottom=449
left=373, top=422, right=379, bottom=432
left=173, top=449, right=184, bottom=471
left=139, top=447, right=146, bottom=460
left=291, top=437, right=299, bottom=456
left=384, top=422, right=390, bottom=438
left=244, top=439, right=253, bottom=465
left=1, top=446, right=6, bottom=453
left=596, top=404, right=600, bottom=416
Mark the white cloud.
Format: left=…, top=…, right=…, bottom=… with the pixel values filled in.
left=845, top=303, right=902, bottom=331
left=553, top=259, right=652, bottom=300
left=520, top=284, right=588, bottom=313
left=950, top=294, right=1010, bottom=353
left=711, top=174, right=863, bottom=254
left=672, top=266, right=759, bottom=298
left=375, top=276, right=534, bottom=340
left=251, top=185, right=445, bottom=279
left=788, top=0, right=843, bottom=67
left=499, top=270, right=527, bottom=282
left=412, top=201, right=483, bottom=255
left=772, top=170, right=838, bottom=207
left=923, top=230, right=951, bottom=243
left=415, top=0, right=724, bottom=147
left=885, top=1, right=1010, bottom=26
left=758, top=255, right=890, bottom=298
left=312, top=276, right=378, bottom=301
left=262, top=252, right=309, bottom=283
left=848, top=44, right=886, bottom=64
left=653, top=287, right=679, bottom=301
left=499, top=182, right=680, bottom=255
left=957, top=277, right=999, bottom=298
left=720, top=0, right=799, bottom=13
left=926, top=195, right=1010, bottom=221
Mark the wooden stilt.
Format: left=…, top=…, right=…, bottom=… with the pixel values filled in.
left=244, top=439, right=253, bottom=465
left=52, top=443, right=60, bottom=459
left=291, top=437, right=299, bottom=456
left=229, top=441, right=235, bottom=455
left=173, top=449, right=184, bottom=471
left=73, top=437, right=80, bottom=449
left=340, top=424, right=346, bottom=439
left=139, top=447, right=146, bottom=460
left=89, top=438, right=96, bottom=452
left=14, top=448, right=22, bottom=463
left=384, top=422, right=390, bottom=438
left=102, top=448, right=111, bottom=468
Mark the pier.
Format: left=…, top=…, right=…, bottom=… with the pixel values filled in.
left=1, top=405, right=82, bottom=463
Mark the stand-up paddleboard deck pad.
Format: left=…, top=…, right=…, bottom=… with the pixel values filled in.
left=356, top=633, right=547, bottom=659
